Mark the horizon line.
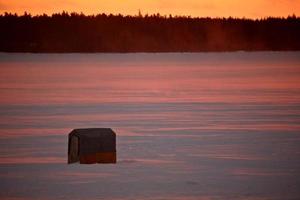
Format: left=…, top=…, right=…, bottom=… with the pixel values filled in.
left=1, top=11, right=299, bottom=20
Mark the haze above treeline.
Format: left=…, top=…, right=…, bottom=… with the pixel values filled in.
left=1, top=12, right=299, bottom=52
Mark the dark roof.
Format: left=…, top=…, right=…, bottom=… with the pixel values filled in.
left=69, top=128, right=116, bottom=138
left=69, top=128, right=116, bottom=154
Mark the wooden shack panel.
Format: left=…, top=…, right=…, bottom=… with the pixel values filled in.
left=96, top=152, right=116, bottom=163
left=80, top=154, right=97, bottom=164
left=78, top=133, right=116, bottom=155
left=68, top=136, right=79, bottom=164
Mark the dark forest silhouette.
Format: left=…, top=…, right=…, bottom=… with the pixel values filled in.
left=1, top=12, right=300, bottom=52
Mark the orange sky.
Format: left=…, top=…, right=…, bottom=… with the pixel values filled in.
left=0, top=0, right=299, bottom=18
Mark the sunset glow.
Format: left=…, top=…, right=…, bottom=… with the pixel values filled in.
left=1, top=0, right=299, bottom=18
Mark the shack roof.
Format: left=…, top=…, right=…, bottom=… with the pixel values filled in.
left=69, top=128, right=116, bottom=138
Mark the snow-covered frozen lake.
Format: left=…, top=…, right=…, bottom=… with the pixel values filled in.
left=0, top=52, right=300, bottom=199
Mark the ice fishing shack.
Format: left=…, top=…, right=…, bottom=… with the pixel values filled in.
left=68, top=128, right=116, bottom=164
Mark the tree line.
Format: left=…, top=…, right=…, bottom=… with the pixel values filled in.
left=0, top=12, right=299, bottom=52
